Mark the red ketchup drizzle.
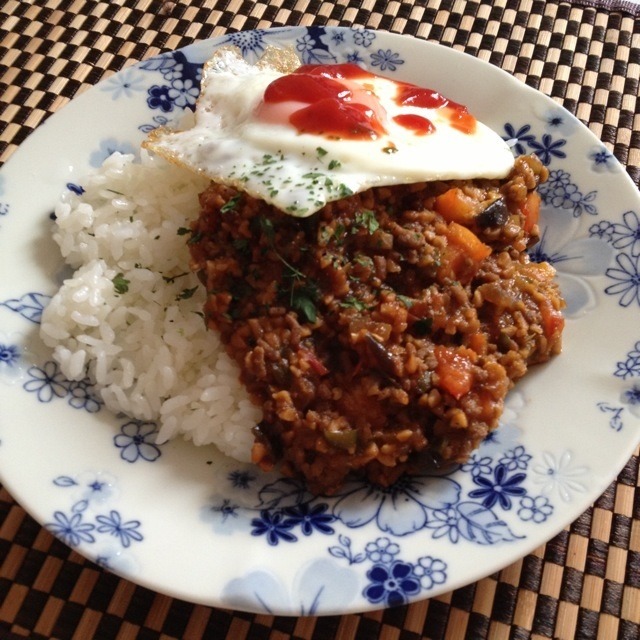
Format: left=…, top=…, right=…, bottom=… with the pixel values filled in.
left=262, top=63, right=386, bottom=140
left=258, top=63, right=476, bottom=139
left=392, top=114, right=435, bottom=136
left=395, top=85, right=476, bottom=134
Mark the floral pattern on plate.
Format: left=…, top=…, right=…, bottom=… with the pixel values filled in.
left=1, top=27, right=639, bottom=615
left=204, top=410, right=577, bottom=612
left=45, top=473, right=143, bottom=573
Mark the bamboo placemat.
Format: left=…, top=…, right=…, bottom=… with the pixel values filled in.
left=1, top=1, right=639, bottom=638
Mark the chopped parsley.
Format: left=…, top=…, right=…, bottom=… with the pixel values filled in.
left=319, top=226, right=333, bottom=245
left=176, top=286, right=199, bottom=301
left=162, top=272, right=189, bottom=284
left=339, top=296, right=370, bottom=312
left=112, top=273, right=130, bottom=295
left=290, top=281, right=320, bottom=323
left=226, top=147, right=356, bottom=217
left=396, top=294, right=415, bottom=308
left=352, top=209, right=379, bottom=235
left=354, top=254, right=374, bottom=269
left=339, top=184, right=354, bottom=198
left=257, top=215, right=275, bottom=242
left=187, top=230, right=203, bottom=245
left=286, top=204, right=310, bottom=215
left=261, top=153, right=282, bottom=165
left=220, top=194, right=242, bottom=213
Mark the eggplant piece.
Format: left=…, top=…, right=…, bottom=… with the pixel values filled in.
left=475, top=198, right=509, bottom=228
left=364, top=332, right=400, bottom=377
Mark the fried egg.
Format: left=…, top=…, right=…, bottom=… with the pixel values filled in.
left=144, top=47, right=515, bottom=217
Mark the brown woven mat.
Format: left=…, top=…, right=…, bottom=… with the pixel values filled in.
left=1, top=1, right=639, bottom=638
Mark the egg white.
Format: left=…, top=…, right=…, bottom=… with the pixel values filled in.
left=144, top=47, right=515, bottom=217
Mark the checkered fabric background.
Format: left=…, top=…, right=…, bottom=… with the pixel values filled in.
left=1, top=1, right=639, bottom=638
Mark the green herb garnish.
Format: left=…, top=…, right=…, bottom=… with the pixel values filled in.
left=354, top=254, right=374, bottom=269
left=291, top=282, right=320, bottom=323
left=339, top=296, right=369, bottom=312
left=257, top=215, right=275, bottom=242
left=162, top=272, right=189, bottom=284
left=187, top=231, right=203, bottom=245
left=353, top=209, right=379, bottom=235
left=220, top=194, right=242, bottom=213
left=339, top=184, right=354, bottom=198
left=112, top=273, right=130, bottom=295
left=396, top=294, right=415, bottom=308
left=176, top=286, right=199, bottom=301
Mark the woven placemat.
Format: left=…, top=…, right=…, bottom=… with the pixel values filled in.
left=1, top=1, right=639, bottom=639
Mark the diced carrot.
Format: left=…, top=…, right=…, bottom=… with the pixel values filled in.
left=434, top=188, right=478, bottom=223
left=539, top=298, right=565, bottom=341
left=434, top=346, right=475, bottom=399
left=438, top=243, right=467, bottom=282
left=467, top=332, right=488, bottom=356
left=521, top=191, right=540, bottom=234
left=446, top=222, right=492, bottom=262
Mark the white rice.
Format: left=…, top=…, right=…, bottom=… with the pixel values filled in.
left=40, top=151, right=262, bottom=461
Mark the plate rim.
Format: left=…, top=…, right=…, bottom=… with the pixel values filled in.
left=1, top=25, right=639, bottom=615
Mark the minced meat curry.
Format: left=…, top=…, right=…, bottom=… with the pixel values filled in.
left=188, top=154, right=564, bottom=495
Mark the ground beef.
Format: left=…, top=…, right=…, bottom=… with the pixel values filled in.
left=188, top=154, right=564, bottom=495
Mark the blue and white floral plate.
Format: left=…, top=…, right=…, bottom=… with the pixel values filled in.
left=1, top=27, right=639, bottom=615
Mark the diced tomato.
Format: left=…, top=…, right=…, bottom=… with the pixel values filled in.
left=521, top=191, right=540, bottom=234
left=434, top=346, right=475, bottom=399
left=434, top=188, right=478, bottom=223
left=446, top=222, right=492, bottom=262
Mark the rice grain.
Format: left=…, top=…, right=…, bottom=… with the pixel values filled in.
left=40, top=152, right=261, bottom=462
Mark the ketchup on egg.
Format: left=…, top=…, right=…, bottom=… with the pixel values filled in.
left=257, top=63, right=476, bottom=140
left=391, top=114, right=435, bottom=136
left=395, top=84, right=476, bottom=134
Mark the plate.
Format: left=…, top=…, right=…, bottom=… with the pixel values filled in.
left=1, top=27, right=639, bottom=615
